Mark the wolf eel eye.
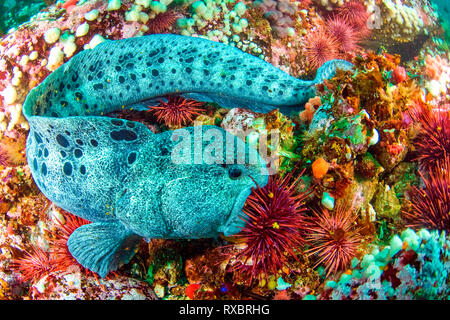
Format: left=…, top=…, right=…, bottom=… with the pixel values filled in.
left=228, top=167, right=242, bottom=179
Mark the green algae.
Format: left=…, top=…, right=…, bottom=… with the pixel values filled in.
left=0, top=0, right=49, bottom=35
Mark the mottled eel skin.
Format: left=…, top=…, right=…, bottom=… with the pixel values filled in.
left=22, top=34, right=352, bottom=276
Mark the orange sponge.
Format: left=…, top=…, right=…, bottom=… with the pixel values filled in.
left=312, top=158, right=330, bottom=179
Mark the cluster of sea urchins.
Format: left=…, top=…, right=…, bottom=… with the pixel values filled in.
left=304, top=1, right=370, bottom=69
left=227, top=101, right=450, bottom=282
left=403, top=104, right=450, bottom=234
left=11, top=211, right=106, bottom=286
left=227, top=169, right=363, bottom=283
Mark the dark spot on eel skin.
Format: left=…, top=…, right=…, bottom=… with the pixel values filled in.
left=128, top=152, right=137, bottom=165
left=110, top=130, right=138, bottom=142
left=160, top=147, right=169, bottom=156
left=56, top=134, right=69, bottom=148
left=63, top=162, right=73, bottom=176
left=90, top=139, right=98, bottom=147
left=111, top=119, right=124, bottom=126
left=93, top=83, right=104, bottom=90
left=41, top=162, right=47, bottom=176
left=34, top=132, right=43, bottom=144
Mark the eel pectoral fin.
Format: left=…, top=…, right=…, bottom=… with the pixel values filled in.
left=67, top=221, right=141, bottom=277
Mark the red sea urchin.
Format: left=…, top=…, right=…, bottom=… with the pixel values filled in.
left=303, top=27, right=339, bottom=70
left=403, top=161, right=450, bottom=233
left=50, top=211, right=116, bottom=286
left=12, top=212, right=91, bottom=284
left=305, top=204, right=363, bottom=276
left=326, top=16, right=360, bottom=54
left=50, top=211, right=91, bottom=273
left=229, top=170, right=311, bottom=282
left=336, top=0, right=370, bottom=35
left=411, top=107, right=450, bottom=172
left=12, top=245, right=56, bottom=284
left=146, top=11, right=179, bottom=34
left=147, top=95, right=205, bottom=128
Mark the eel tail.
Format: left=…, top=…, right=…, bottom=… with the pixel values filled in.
left=313, top=59, right=354, bottom=85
